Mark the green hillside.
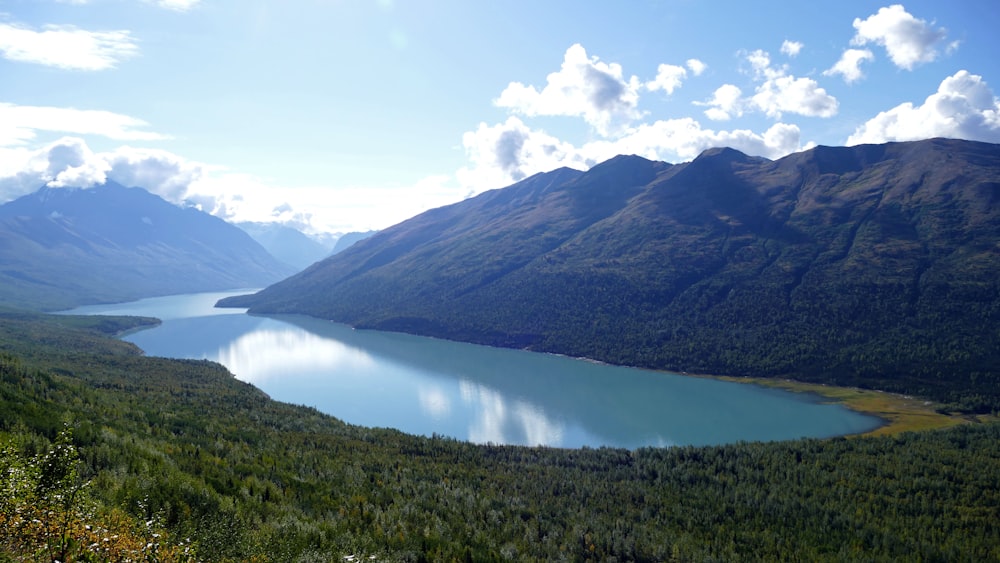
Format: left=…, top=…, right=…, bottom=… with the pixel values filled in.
left=222, top=139, right=1000, bottom=411
left=1, top=310, right=999, bottom=561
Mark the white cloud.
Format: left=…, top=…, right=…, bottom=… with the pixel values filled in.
left=742, top=50, right=838, bottom=119
left=824, top=48, right=875, bottom=83
left=700, top=84, right=744, bottom=121
left=851, top=4, right=947, bottom=70
left=44, top=138, right=110, bottom=188
left=0, top=138, right=204, bottom=203
left=0, top=102, right=168, bottom=146
left=104, top=146, right=207, bottom=202
left=781, top=40, right=803, bottom=57
left=57, top=0, right=201, bottom=8
left=686, top=59, right=707, bottom=76
left=0, top=138, right=103, bottom=199
left=0, top=136, right=466, bottom=234
left=456, top=116, right=806, bottom=195
left=583, top=119, right=805, bottom=163
left=494, top=43, right=643, bottom=136
left=646, top=63, right=688, bottom=95
left=746, top=49, right=777, bottom=79
left=144, top=0, right=201, bottom=10
left=848, top=70, right=1000, bottom=145
left=456, top=117, right=586, bottom=191
left=752, top=74, right=838, bottom=118
left=0, top=23, right=138, bottom=70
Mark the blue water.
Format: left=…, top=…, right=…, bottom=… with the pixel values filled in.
left=65, top=291, right=883, bottom=448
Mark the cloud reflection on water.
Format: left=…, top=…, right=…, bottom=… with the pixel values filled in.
left=214, top=328, right=375, bottom=384
left=459, top=380, right=565, bottom=447
left=417, top=385, right=452, bottom=420
left=70, top=293, right=885, bottom=447
left=214, top=327, right=568, bottom=446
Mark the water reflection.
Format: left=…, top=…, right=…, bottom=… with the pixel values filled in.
left=65, top=292, right=884, bottom=448
left=417, top=385, right=452, bottom=420
left=216, top=328, right=374, bottom=385
left=459, top=380, right=566, bottom=446
left=269, top=314, right=697, bottom=446
left=209, top=322, right=573, bottom=446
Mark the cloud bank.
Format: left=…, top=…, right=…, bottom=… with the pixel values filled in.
left=459, top=43, right=830, bottom=195
left=0, top=136, right=465, bottom=234
left=848, top=71, right=1000, bottom=145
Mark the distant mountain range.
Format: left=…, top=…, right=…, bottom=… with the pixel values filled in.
left=235, top=223, right=379, bottom=270
left=0, top=181, right=295, bottom=310
left=221, top=138, right=1000, bottom=411
left=235, top=222, right=332, bottom=270
left=329, top=230, right=377, bottom=255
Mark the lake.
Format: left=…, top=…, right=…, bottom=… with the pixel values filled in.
left=65, top=291, right=883, bottom=448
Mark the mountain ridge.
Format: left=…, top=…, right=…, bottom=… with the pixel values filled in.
left=221, top=138, right=1000, bottom=410
left=0, top=181, right=295, bottom=310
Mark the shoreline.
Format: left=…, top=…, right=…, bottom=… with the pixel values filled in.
left=223, top=302, right=997, bottom=439
left=699, top=374, right=993, bottom=437
left=60, top=290, right=995, bottom=440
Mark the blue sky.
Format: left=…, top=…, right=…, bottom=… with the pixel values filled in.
left=1, top=0, right=998, bottom=233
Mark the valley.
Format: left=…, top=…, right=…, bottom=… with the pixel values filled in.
left=1, top=309, right=998, bottom=561
left=1, top=139, right=998, bottom=561
left=5, top=2, right=999, bottom=559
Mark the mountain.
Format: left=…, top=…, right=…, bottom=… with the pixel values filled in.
left=0, top=181, right=296, bottom=310
left=220, top=139, right=1000, bottom=410
left=235, top=221, right=331, bottom=270
left=329, top=230, right=378, bottom=255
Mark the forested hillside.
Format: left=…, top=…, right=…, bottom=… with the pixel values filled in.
left=222, top=139, right=1000, bottom=411
left=1, top=311, right=998, bottom=561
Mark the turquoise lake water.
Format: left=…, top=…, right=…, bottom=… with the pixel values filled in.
left=66, top=291, right=882, bottom=448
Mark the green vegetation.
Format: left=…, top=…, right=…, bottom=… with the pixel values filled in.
left=711, top=375, right=978, bottom=436
left=2, top=310, right=999, bottom=561
left=1, top=425, right=194, bottom=562
left=223, top=139, right=1000, bottom=413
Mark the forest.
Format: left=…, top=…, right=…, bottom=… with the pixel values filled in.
left=223, top=139, right=1000, bottom=414
left=2, top=309, right=999, bottom=561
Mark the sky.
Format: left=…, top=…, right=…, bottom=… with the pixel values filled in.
left=1, top=0, right=998, bottom=234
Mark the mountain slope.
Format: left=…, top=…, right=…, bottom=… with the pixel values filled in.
left=221, top=139, right=1000, bottom=410
left=0, top=181, right=295, bottom=310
